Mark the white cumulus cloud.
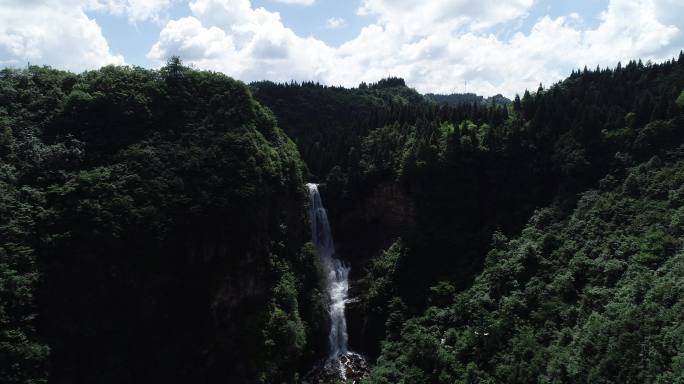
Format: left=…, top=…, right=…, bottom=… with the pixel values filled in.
left=147, top=0, right=684, bottom=97
left=326, top=17, right=346, bottom=30
left=149, top=0, right=334, bottom=82
left=357, top=0, right=535, bottom=34
left=270, top=0, right=315, bottom=5
left=92, top=0, right=176, bottom=23
left=0, top=0, right=125, bottom=72
left=584, top=0, right=681, bottom=67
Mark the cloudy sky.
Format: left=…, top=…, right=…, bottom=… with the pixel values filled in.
left=1, top=0, right=683, bottom=96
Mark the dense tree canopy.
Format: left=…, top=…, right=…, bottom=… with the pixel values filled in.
left=0, top=62, right=325, bottom=384
left=1, top=53, right=683, bottom=384
left=254, top=55, right=684, bottom=381
left=365, top=154, right=684, bottom=383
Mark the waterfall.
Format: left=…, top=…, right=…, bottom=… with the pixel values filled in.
left=303, top=183, right=369, bottom=383
left=306, top=183, right=350, bottom=358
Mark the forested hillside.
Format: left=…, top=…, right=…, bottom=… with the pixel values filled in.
left=366, top=152, right=684, bottom=384
left=0, top=60, right=325, bottom=384
left=424, top=93, right=511, bottom=107
left=1, top=53, right=683, bottom=384
left=253, top=54, right=684, bottom=380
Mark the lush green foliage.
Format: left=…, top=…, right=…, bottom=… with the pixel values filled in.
left=2, top=53, right=684, bottom=384
left=365, top=154, right=684, bottom=383
left=254, top=54, right=684, bottom=383
left=425, top=92, right=511, bottom=107
left=0, top=179, right=50, bottom=383
left=0, top=61, right=324, bottom=383
left=251, top=78, right=511, bottom=183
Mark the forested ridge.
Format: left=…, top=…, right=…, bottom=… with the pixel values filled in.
left=1, top=54, right=683, bottom=383
left=254, top=54, right=684, bottom=382
left=0, top=60, right=326, bottom=383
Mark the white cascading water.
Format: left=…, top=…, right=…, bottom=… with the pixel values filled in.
left=306, top=183, right=350, bottom=359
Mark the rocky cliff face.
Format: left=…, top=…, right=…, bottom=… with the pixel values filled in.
left=334, top=182, right=416, bottom=263
left=318, top=181, right=416, bottom=357
left=304, top=352, right=370, bottom=384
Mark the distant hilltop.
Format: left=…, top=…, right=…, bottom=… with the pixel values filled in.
left=357, top=77, right=511, bottom=107
left=425, top=92, right=511, bottom=107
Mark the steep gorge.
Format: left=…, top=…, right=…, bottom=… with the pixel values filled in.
left=253, top=56, right=684, bottom=380
left=1, top=55, right=684, bottom=384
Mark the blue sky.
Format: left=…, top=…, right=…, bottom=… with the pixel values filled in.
left=90, top=0, right=611, bottom=68
left=89, top=0, right=384, bottom=66
left=1, top=0, right=683, bottom=96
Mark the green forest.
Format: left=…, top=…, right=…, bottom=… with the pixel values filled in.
left=1, top=54, right=684, bottom=383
